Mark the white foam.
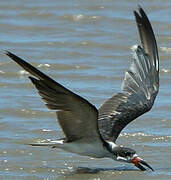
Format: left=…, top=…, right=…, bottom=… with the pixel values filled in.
left=160, top=46, right=171, bottom=53
left=42, top=129, right=53, bottom=132
left=73, top=14, right=84, bottom=21
left=160, top=68, right=171, bottom=73
left=0, top=70, right=5, bottom=74
left=18, top=70, right=29, bottom=75
left=37, top=64, right=50, bottom=68
left=130, top=44, right=138, bottom=51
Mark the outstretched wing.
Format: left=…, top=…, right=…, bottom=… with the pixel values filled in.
left=98, top=8, right=159, bottom=142
left=6, top=52, right=102, bottom=143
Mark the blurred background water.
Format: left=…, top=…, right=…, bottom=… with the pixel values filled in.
left=0, top=0, right=171, bottom=179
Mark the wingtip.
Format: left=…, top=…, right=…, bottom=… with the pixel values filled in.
left=133, top=7, right=142, bottom=23
left=138, top=6, right=146, bottom=16
left=133, top=5, right=146, bottom=19
left=5, top=50, right=11, bottom=56
left=133, top=10, right=137, bottom=16
left=133, top=10, right=139, bottom=20
left=137, top=6, right=150, bottom=24
left=5, top=51, right=17, bottom=60
left=137, top=4, right=143, bottom=11
left=28, top=76, right=38, bottom=83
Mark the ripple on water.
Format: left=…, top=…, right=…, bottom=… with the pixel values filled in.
left=0, top=1, right=171, bottom=179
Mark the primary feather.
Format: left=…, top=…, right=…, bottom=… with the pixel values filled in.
left=98, top=8, right=159, bottom=142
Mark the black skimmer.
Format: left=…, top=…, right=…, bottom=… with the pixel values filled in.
left=6, top=7, right=159, bottom=171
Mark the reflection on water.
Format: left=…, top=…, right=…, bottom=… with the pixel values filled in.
left=0, top=0, right=171, bottom=179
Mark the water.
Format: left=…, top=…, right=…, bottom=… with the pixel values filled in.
left=0, top=0, right=171, bottom=179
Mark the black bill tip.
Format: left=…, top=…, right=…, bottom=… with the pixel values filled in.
left=132, top=156, right=154, bottom=171
left=139, top=159, right=154, bottom=172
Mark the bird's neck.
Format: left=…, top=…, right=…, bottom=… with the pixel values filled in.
left=107, top=141, right=118, bottom=151
left=101, top=140, right=119, bottom=159
left=103, top=140, right=118, bottom=155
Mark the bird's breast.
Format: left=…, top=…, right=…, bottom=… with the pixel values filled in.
left=60, top=140, right=112, bottom=158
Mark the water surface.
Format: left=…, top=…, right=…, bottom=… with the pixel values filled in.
left=0, top=0, right=171, bottom=179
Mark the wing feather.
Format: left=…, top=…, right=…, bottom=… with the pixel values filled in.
left=6, top=52, right=102, bottom=143
left=98, top=8, right=159, bottom=142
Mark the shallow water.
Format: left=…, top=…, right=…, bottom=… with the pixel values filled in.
left=0, top=0, right=171, bottom=179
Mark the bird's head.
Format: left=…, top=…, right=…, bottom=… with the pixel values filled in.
left=108, top=143, right=154, bottom=171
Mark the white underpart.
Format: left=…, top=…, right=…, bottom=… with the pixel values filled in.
left=107, top=141, right=118, bottom=151
left=35, top=139, right=113, bottom=158
left=116, top=156, right=127, bottom=162
left=132, top=153, right=138, bottom=158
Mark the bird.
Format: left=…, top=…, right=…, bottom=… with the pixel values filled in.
left=6, top=7, right=159, bottom=171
